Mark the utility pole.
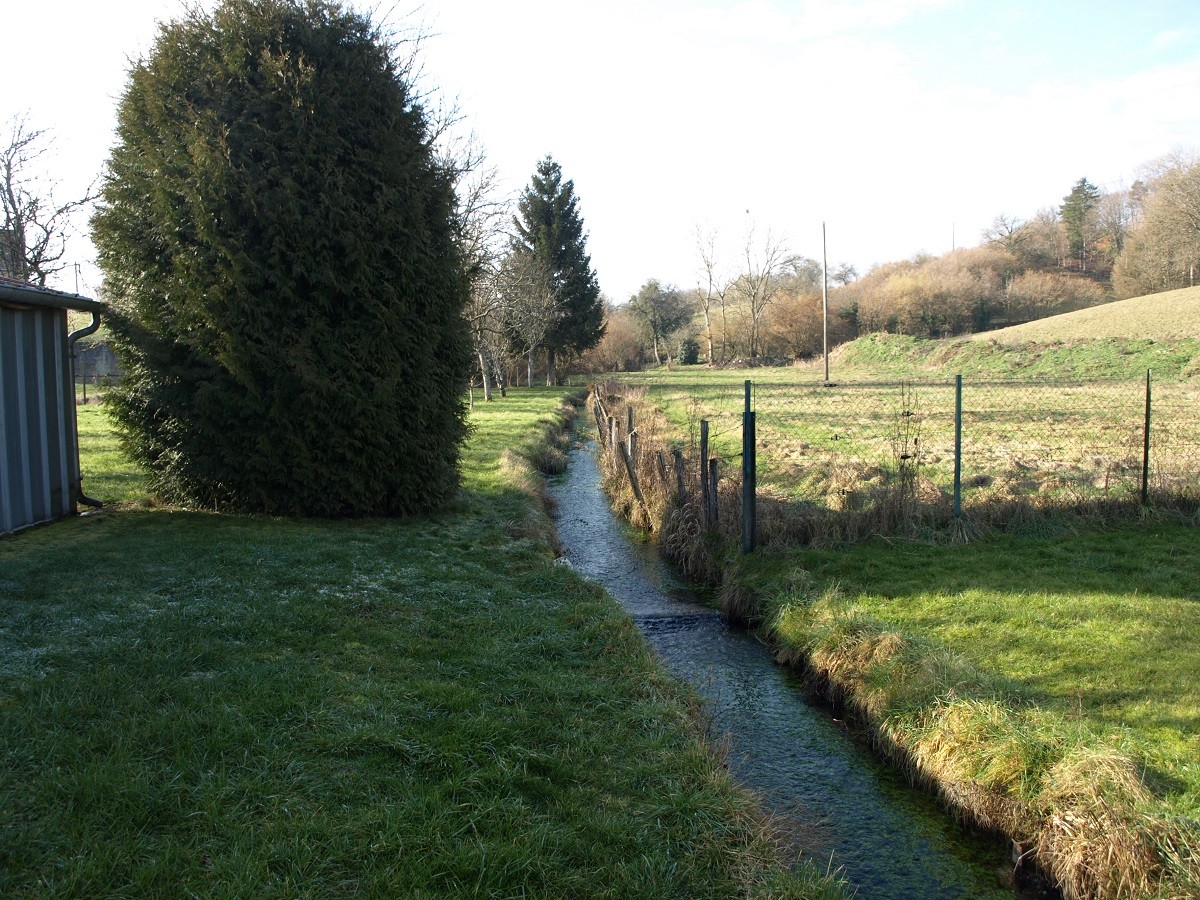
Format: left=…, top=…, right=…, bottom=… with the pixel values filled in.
left=822, top=221, right=830, bottom=386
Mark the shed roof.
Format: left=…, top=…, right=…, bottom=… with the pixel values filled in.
left=0, top=278, right=104, bottom=313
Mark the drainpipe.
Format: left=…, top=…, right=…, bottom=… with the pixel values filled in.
left=68, top=311, right=103, bottom=508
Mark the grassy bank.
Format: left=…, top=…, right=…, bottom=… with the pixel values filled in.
left=838, top=331, right=1200, bottom=381
left=0, top=390, right=837, bottom=898
left=755, top=527, right=1200, bottom=899
left=591, top=380, right=1200, bottom=899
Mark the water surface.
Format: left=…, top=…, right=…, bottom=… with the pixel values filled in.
left=552, top=440, right=1028, bottom=899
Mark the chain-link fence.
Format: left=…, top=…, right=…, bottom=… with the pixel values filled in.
left=674, top=373, right=1200, bottom=546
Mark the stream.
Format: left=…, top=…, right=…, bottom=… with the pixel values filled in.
left=551, top=439, right=1033, bottom=899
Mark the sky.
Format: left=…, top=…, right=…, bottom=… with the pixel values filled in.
left=6, top=0, right=1200, bottom=301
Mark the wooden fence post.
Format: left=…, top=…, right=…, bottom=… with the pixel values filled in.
left=620, top=441, right=652, bottom=528
left=672, top=448, right=686, bottom=500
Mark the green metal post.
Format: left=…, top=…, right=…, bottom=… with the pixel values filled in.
left=742, top=380, right=756, bottom=554
left=953, top=374, right=962, bottom=519
left=1142, top=369, right=1152, bottom=506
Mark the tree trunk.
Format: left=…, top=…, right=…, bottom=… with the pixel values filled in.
left=477, top=352, right=493, bottom=402
left=652, top=333, right=661, bottom=366
left=704, top=310, right=714, bottom=367
left=494, top=359, right=507, bottom=397
left=527, top=350, right=535, bottom=387
left=546, top=347, right=557, bottom=386
left=719, top=301, right=728, bottom=364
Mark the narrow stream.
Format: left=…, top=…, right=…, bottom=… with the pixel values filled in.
left=551, top=439, right=1031, bottom=899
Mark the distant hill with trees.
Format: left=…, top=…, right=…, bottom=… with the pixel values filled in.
left=581, top=151, right=1200, bottom=372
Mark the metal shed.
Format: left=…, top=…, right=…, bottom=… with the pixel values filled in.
left=1, top=281, right=104, bottom=534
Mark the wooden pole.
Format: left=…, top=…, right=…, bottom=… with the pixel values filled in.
left=672, top=448, right=686, bottom=500
left=1142, top=369, right=1152, bottom=506
left=593, top=400, right=607, bottom=446
left=620, top=441, right=652, bottom=528
left=953, top=374, right=962, bottom=519
left=656, top=450, right=668, bottom=483
left=822, top=221, right=830, bottom=386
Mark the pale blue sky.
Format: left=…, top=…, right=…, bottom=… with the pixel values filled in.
left=7, top=0, right=1199, bottom=300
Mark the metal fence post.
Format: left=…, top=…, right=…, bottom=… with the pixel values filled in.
left=741, top=380, right=756, bottom=554
left=700, top=419, right=710, bottom=529
left=1142, top=369, right=1152, bottom=506
left=954, top=374, right=963, bottom=519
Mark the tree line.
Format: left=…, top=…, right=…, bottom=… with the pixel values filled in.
left=460, top=153, right=604, bottom=400
left=584, top=154, right=1200, bottom=372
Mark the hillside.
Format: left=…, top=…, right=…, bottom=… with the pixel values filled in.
left=829, top=331, right=1200, bottom=380
left=970, top=285, right=1200, bottom=343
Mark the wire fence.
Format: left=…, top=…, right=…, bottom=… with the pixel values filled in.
left=74, top=373, right=119, bottom=405
left=770, top=376, right=1198, bottom=504
left=669, top=373, right=1200, bottom=547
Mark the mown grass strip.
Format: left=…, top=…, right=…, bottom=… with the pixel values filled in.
left=0, top=388, right=839, bottom=898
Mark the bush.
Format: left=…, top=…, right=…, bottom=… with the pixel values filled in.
left=678, top=338, right=700, bottom=365
left=92, top=0, right=472, bottom=516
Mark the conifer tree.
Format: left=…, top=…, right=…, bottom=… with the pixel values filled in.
left=511, top=156, right=603, bottom=383
left=1060, top=177, right=1101, bottom=266
left=92, top=0, right=472, bottom=516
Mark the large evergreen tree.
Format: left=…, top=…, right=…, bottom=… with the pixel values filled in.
left=511, top=156, right=603, bottom=383
left=92, top=0, right=472, bottom=516
left=1060, top=177, right=1101, bottom=265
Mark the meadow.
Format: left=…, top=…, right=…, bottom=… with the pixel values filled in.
left=597, top=330, right=1200, bottom=898
left=0, top=390, right=838, bottom=898
left=629, top=335, right=1200, bottom=533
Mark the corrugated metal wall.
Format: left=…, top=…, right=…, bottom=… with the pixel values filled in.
left=0, top=303, right=78, bottom=534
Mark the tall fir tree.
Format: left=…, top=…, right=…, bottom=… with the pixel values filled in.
left=1060, top=177, right=1101, bottom=264
left=511, top=156, right=603, bottom=383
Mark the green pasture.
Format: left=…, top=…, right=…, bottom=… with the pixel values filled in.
left=620, top=361, right=1200, bottom=515
left=750, top=527, right=1200, bottom=814
left=0, top=391, right=836, bottom=898
left=609, top=361, right=1200, bottom=886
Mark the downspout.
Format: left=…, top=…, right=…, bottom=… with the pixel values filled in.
left=68, top=311, right=103, bottom=508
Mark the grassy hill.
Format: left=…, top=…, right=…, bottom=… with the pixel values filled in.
left=824, top=286, right=1200, bottom=381
left=832, top=330, right=1200, bottom=380
left=972, top=284, right=1200, bottom=343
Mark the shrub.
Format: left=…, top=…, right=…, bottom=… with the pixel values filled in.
left=93, top=0, right=472, bottom=516
left=678, top=338, right=700, bottom=365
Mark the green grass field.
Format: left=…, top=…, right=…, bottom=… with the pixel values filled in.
left=623, top=349, right=1200, bottom=524
left=0, top=392, right=838, bottom=898
left=604, top=352, right=1200, bottom=896
left=971, top=284, right=1200, bottom=343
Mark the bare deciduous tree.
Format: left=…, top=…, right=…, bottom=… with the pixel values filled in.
left=735, top=225, right=790, bottom=359
left=695, top=225, right=732, bottom=366
left=447, top=133, right=513, bottom=400
left=1, top=114, right=94, bottom=286
left=498, top=249, right=560, bottom=386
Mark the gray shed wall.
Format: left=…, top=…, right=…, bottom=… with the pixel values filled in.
left=1, top=303, right=79, bottom=533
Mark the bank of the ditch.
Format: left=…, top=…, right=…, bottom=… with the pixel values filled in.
left=590, top=383, right=1200, bottom=900
left=0, top=389, right=839, bottom=898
